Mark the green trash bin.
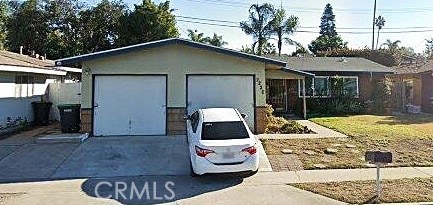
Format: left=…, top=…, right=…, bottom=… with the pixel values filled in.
left=58, top=104, right=81, bottom=133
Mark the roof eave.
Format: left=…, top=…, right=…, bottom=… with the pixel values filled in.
left=0, top=65, right=67, bottom=76
left=280, top=67, right=315, bottom=78
left=55, top=38, right=287, bottom=67
left=297, top=69, right=395, bottom=74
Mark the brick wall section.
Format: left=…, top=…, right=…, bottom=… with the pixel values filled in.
left=255, top=106, right=268, bottom=134
left=80, top=108, right=92, bottom=134
left=167, top=107, right=186, bottom=135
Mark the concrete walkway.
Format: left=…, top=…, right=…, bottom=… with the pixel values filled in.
left=245, top=167, right=433, bottom=184
left=258, top=120, right=348, bottom=139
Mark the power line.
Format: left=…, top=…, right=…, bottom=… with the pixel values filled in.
left=177, top=15, right=433, bottom=31
left=177, top=15, right=238, bottom=24
left=177, top=19, right=433, bottom=34
left=178, top=0, right=433, bottom=14
left=177, top=19, right=239, bottom=28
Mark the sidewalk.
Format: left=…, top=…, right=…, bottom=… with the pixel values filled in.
left=0, top=175, right=345, bottom=205
left=258, top=120, right=348, bottom=139
left=245, top=166, right=433, bottom=185
left=0, top=167, right=431, bottom=204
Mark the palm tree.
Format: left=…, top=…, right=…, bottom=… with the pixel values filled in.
left=375, top=15, right=385, bottom=50
left=207, top=33, right=227, bottom=47
left=270, top=8, right=299, bottom=56
left=187, top=29, right=208, bottom=43
left=381, top=39, right=401, bottom=53
left=240, top=3, right=275, bottom=55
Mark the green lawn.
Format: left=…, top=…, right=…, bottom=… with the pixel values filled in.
left=311, top=114, right=433, bottom=140
left=262, top=114, right=433, bottom=169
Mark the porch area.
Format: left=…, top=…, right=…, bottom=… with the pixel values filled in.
left=265, top=68, right=313, bottom=119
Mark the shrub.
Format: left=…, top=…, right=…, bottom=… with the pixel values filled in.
left=264, top=104, right=312, bottom=134
left=372, top=77, right=393, bottom=113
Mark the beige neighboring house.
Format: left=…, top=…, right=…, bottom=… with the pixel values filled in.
left=389, top=58, right=433, bottom=114
left=0, top=50, right=81, bottom=127
left=55, top=38, right=314, bottom=136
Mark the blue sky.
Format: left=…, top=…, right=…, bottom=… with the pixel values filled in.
left=98, top=0, right=433, bottom=54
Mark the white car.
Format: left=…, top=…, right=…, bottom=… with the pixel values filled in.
left=185, top=108, right=259, bottom=176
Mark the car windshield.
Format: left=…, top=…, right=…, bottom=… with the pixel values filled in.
left=201, top=121, right=249, bottom=140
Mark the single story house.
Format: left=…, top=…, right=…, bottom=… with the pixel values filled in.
left=264, top=55, right=395, bottom=115
left=55, top=38, right=314, bottom=136
left=389, top=59, right=433, bottom=114
left=0, top=50, right=81, bottom=127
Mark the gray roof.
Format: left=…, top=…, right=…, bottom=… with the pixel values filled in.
left=56, top=38, right=287, bottom=67
left=267, top=55, right=395, bottom=73
left=0, top=50, right=55, bottom=69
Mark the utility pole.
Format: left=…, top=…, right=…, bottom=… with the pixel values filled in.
left=372, top=0, right=377, bottom=50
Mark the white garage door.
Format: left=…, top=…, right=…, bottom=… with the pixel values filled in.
left=187, top=75, right=255, bottom=130
left=94, top=75, right=166, bottom=136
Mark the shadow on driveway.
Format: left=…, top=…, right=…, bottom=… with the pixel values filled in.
left=81, top=174, right=244, bottom=204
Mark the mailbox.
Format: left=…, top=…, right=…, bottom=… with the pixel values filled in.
left=365, top=151, right=393, bottom=164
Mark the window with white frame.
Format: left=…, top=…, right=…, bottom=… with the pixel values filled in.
left=298, top=76, right=359, bottom=98
left=14, top=75, right=34, bottom=97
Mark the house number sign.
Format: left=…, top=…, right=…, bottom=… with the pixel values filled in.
left=256, top=77, right=265, bottom=95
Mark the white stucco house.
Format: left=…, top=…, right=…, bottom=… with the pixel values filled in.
left=0, top=50, right=81, bottom=127
left=55, top=38, right=314, bottom=136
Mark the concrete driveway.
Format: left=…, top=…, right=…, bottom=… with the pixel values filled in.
left=53, top=136, right=191, bottom=178
left=0, top=133, right=274, bottom=183
left=0, top=135, right=190, bottom=182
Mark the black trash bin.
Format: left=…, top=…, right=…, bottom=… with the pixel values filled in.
left=58, top=104, right=81, bottom=133
left=31, top=101, right=52, bottom=126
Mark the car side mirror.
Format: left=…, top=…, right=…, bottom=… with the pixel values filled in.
left=183, top=115, right=191, bottom=121
left=241, top=113, right=248, bottom=119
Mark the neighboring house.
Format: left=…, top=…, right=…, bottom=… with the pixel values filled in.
left=389, top=59, right=433, bottom=114
left=0, top=50, right=80, bottom=127
left=265, top=55, right=395, bottom=115
left=55, top=38, right=313, bottom=136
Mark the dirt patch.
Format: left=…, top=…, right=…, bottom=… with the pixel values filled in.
left=261, top=137, right=433, bottom=169
left=267, top=154, right=303, bottom=171
left=292, top=178, right=433, bottom=204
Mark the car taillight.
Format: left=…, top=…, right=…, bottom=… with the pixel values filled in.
left=195, top=146, right=215, bottom=157
left=242, top=146, right=257, bottom=155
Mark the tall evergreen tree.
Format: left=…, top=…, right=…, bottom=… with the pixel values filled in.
left=308, top=3, right=347, bottom=54
left=319, top=3, right=337, bottom=36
